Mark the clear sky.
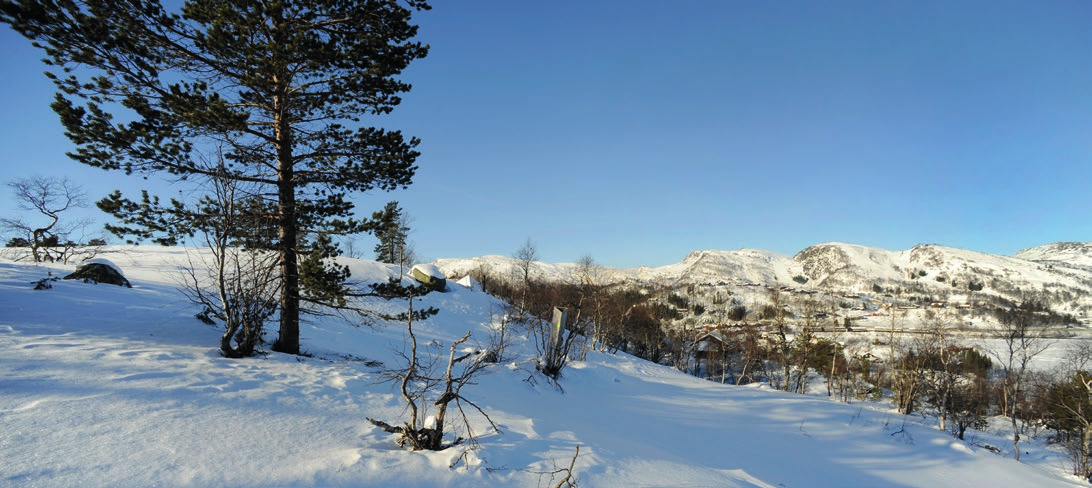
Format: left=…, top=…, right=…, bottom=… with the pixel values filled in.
left=1, top=0, right=1089, bottom=268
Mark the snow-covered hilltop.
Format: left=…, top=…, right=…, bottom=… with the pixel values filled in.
left=1016, top=242, right=1092, bottom=270
left=635, top=248, right=798, bottom=285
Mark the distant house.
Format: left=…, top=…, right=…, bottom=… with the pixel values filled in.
left=693, top=330, right=733, bottom=381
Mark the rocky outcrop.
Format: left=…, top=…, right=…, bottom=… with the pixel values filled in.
left=64, top=262, right=132, bottom=288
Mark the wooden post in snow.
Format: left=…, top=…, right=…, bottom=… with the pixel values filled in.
left=547, top=307, right=568, bottom=367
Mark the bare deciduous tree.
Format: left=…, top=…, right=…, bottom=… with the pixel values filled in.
left=920, top=311, right=957, bottom=432
left=179, top=167, right=280, bottom=358
left=0, top=176, right=94, bottom=263
left=993, top=306, right=1050, bottom=460
left=512, top=238, right=539, bottom=319
left=481, top=304, right=518, bottom=364
left=765, top=288, right=793, bottom=392
left=736, top=323, right=767, bottom=385
left=575, top=254, right=606, bottom=358
left=367, top=280, right=497, bottom=450
left=893, top=338, right=927, bottom=416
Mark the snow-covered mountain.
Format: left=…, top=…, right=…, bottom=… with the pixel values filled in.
left=435, top=248, right=802, bottom=288
left=435, top=242, right=1092, bottom=316
left=795, top=243, right=1088, bottom=299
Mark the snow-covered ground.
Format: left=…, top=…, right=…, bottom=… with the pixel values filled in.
left=1, top=247, right=1086, bottom=487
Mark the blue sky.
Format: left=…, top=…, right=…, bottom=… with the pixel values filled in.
left=1, top=0, right=1090, bottom=268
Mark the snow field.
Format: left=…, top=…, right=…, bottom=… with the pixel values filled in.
left=0, top=247, right=1086, bottom=487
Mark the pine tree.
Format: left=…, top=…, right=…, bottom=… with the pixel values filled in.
left=373, top=201, right=411, bottom=267
left=1, top=0, right=431, bottom=355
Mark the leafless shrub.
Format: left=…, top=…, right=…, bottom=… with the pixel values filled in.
left=177, top=171, right=280, bottom=358
left=367, top=282, right=498, bottom=450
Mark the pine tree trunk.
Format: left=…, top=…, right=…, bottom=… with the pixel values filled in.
left=275, top=180, right=300, bottom=355
left=272, top=81, right=300, bottom=354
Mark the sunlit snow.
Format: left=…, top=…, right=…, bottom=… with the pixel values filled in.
left=0, top=247, right=1086, bottom=487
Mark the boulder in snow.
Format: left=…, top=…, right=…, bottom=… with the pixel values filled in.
left=63, top=262, right=132, bottom=288
left=410, top=263, right=446, bottom=293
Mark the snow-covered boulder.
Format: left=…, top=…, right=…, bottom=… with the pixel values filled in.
left=63, top=262, right=132, bottom=288
left=410, top=263, right=446, bottom=292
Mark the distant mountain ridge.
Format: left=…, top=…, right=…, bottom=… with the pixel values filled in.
left=1015, top=242, right=1092, bottom=269
left=434, top=242, right=1092, bottom=316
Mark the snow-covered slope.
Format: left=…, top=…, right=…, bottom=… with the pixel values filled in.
left=794, top=242, right=1081, bottom=293
left=634, top=248, right=800, bottom=286
left=0, top=247, right=1086, bottom=487
left=795, top=242, right=906, bottom=287
left=1016, top=242, right=1092, bottom=270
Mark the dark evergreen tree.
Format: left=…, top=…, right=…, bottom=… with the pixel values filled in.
left=373, top=201, right=410, bottom=265
left=1, top=0, right=431, bottom=354
left=1048, top=372, right=1092, bottom=479
left=5, top=237, right=31, bottom=247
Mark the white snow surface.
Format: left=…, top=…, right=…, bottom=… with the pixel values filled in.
left=1, top=247, right=1086, bottom=487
